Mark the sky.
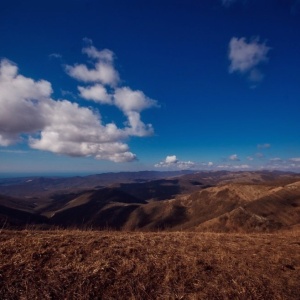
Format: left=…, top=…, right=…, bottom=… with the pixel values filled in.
left=0, top=0, right=300, bottom=175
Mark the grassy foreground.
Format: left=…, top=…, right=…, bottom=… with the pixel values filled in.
left=0, top=230, right=299, bottom=299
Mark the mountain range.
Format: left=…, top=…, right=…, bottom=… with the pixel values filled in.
left=0, top=170, right=300, bottom=232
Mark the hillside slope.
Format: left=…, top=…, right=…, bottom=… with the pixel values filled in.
left=1, top=171, right=300, bottom=232
left=49, top=188, right=144, bottom=229
left=123, top=182, right=300, bottom=232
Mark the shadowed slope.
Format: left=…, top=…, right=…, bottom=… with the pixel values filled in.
left=49, top=188, right=144, bottom=229
left=0, top=204, right=47, bottom=228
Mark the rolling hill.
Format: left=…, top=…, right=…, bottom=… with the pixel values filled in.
left=0, top=170, right=300, bottom=232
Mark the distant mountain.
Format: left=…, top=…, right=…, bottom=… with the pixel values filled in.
left=0, top=170, right=196, bottom=199
left=0, top=170, right=300, bottom=232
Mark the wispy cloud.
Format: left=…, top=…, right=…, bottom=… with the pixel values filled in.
left=233, top=164, right=250, bottom=169
left=270, top=157, right=282, bottom=162
left=0, top=41, right=158, bottom=163
left=217, top=164, right=250, bottom=170
left=228, top=37, right=271, bottom=83
left=228, top=154, right=240, bottom=161
left=49, top=53, right=62, bottom=59
left=257, top=143, right=271, bottom=149
left=289, top=157, right=300, bottom=162
left=255, top=153, right=264, bottom=158
left=265, top=157, right=300, bottom=171
left=0, top=149, right=27, bottom=154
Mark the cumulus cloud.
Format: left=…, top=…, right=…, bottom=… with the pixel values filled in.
left=124, top=110, right=154, bottom=137
left=65, top=45, right=119, bottom=86
left=0, top=43, right=157, bottom=163
left=0, top=59, right=52, bottom=145
left=70, top=42, right=157, bottom=139
left=114, top=87, right=157, bottom=137
left=78, top=84, right=112, bottom=104
left=257, top=143, right=271, bottom=149
left=155, top=155, right=195, bottom=169
left=229, top=154, right=240, bottom=161
left=114, top=87, right=157, bottom=113
left=165, top=155, right=178, bottom=164
left=228, top=37, right=270, bottom=82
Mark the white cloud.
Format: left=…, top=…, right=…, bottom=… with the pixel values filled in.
left=289, top=158, right=300, bottom=162
left=229, top=154, right=240, bottom=161
left=0, top=59, right=52, bottom=145
left=217, top=164, right=250, bottom=170
left=65, top=45, right=119, bottom=86
left=228, top=37, right=270, bottom=82
left=0, top=47, right=157, bottom=163
left=247, top=156, right=254, bottom=161
left=177, top=161, right=196, bottom=169
left=114, top=87, right=157, bottom=113
left=83, top=46, right=114, bottom=62
left=113, top=87, right=157, bottom=137
left=217, top=164, right=228, bottom=168
left=124, top=110, right=154, bottom=137
left=270, top=157, right=282, bottom=162
left=165, top=155, right=178, bottom=164
left=264, top=157, right=300, bottom=171
left=69, top=42, right=157, bottom=139
left=233, top=164, right=250, bottom=169
left=155, top=155, right=195, bottom=169
left=78, top=84, right=112, bottom=104
left=257, top=143, right=271, bottom=149
left=29, top=100, right=129, bottom=160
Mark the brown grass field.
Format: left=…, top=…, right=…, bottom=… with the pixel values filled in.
left=0, top=230, right=300, bottom=299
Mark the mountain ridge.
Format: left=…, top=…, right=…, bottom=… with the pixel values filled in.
left=0, top=170, right=300, bottom=232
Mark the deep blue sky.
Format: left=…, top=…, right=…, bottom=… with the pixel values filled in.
left=0, top=0, right=299, bottom=175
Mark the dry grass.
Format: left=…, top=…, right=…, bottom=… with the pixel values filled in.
left=0, top=230, right=300, bottom=299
